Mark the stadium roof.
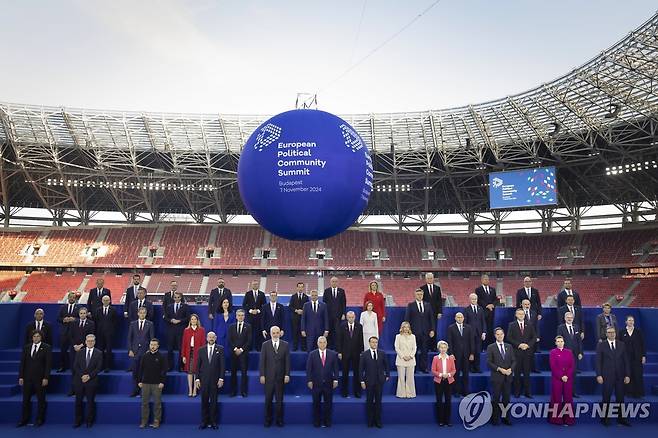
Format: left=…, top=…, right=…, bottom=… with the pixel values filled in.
left=1, top=12, right=657, bottom=227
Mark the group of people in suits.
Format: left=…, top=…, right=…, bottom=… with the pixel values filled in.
left=15, top=272, right=648, bottom=429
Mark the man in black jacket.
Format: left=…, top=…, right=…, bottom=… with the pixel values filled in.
left=420, top=272, right=442, bottom=349
left=486, top=327, right=516, bottom=425
left=515, top=277, right=542, bottom=320
left=288, top=282, right=309, bottom=351
left=323, top=276, right=346, bottom=349
left=228, top=309, right=251, bottom=397
left=557, top=295, right=585, bottom=340
left=463, top=293, right=486, bottom=372
left=138, top=339, right=168, bottom=429
left=164, top=291, right=190, bottom=371
left=208, top=277, right=233, bottom=323
left=359, top=336, right=390, bottom=428
left=17, top=330, right=51, bottom=427
left=446, top=312, right=474, bottom=396
left=24, top=308, right=53, bottom=347
left=507, top=308, right=536, bottom=398
left=93, top=295, right=118, bottom=372
left=195, top=331, right=225, bottom=429
left=336, top=311, right=364, bottom=398
left=475, top=274, right=498, bottom=346
left=243, top=280, right=266, bottom=351
left=556, top=278, right=581, bottom=309
left=259, top=326, right=291, bottom=427
left=596, top=327, right=631, bottom=426
left=57, top=292, right=79, bottom=372
left=404, top=288, right=435, bottom=372
left=73, top=334, right=103, bottom=428
left=128, top=287, right=153, bottom=321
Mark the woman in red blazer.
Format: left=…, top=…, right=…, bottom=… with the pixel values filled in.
left=431, top=340, right=456, bottom=427
left=363, top=280, right=386, bottom=334
left=181, top=314, right=206, bottom=397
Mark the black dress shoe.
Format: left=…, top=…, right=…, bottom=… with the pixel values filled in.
left=35, top=420, right=44, bottom=427
left=104, top=369, right=110, bottom=373
left=525, top=394, right=533, bottom=399
left=73, top=422, right=82, bottom=428
left=375, top=423, right=383, bottom=428
left=241, top=392, right=248, bottom=397
left=513, top=393, right=521, bottom=398
left=324, top=422, right=332, bottom=428
left=129, top=391, right=138, bottom=397
left=446, top=423, right=453, bottom=427
left=16, top=421, right=27, bottom=428
left=573, top=394, right=580, bottom=398
left=67, top=390, right=75, bottom=397
left=438, top=423, right=445, bottom=427
left=502, top=418, right=512, bottom=426
left=276, top=421, right=284, bottom=427
left=211, top=424, right=218, bottom=430
left=198, top=424, right=207, bottom=429
left=57, top=368, right=65, bottom=373
left=355, top=393, right=362, bottom=398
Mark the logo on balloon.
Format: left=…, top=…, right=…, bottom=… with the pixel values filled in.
left=238, top=109, right=373, bottom=241
left=459, top=391, right=492, bottom=430
left=254, top=123, right=282, bottom=152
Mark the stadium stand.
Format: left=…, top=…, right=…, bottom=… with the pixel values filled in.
left=159, top=225, right=211, bottom=265
left=96, top=226, right=156, bottom=265
left=323, top=230, right=373, bottom=268
left=37, top=228, right=101, bottom=265
left=268, top=235, right=318, bottom=269
left=379, top=233, right=432, bottom=268
left=20, top=271, right=85, bottom=303
left=0, top=230, right=40, bottom=265
left=210, top=226, right=263, bottom=267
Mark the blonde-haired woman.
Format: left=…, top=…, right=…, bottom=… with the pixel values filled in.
left=431, top=340, right=456, bottom=426
left=395, top=321, right=417, bottom=398
left=181, top=314, right=206, bottom=397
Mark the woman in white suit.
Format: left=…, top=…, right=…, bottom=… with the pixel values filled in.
left=395, top=321, right=417, bottom=398
left=360, top=301, right=379, bottom=351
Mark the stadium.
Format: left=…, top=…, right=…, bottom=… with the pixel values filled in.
left=1, top=2, right=658, bottom=436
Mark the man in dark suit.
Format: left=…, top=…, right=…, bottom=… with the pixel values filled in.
left=302, top=290, right=329, bottom=352
left=556, top=278, right=581, bottom=309
left=520, top=299, right=541, bottom=371
left=486, top=327, right=516, bottom=425
left=195, top=331, right=225, bottom=430
left=128, top=287, right=153, bottom=321
left=124, top=274, right=142, bottom=318
left=68, top=307, right=96, bottom=396
left=464, top=293, right=486, bottom=372
left=323, top=276, right=346, bottom=349
left=228, top=309, right=251, bottom=397
left=404, top=288, right=435, bottom=372
left=128, top=307, right=154, bottom=397
left=87, top=278, right=111, bottom=315
left=259, top=326, right=291, bottom=427
left=73, top=334, right=103, bottom=428
left=475, top=274, right=498, bottom=346
left=243, top=280, right=266, bottom=351
left=336, top=311, right=364, bottom=398
left=420, top=272, right=442, bottom=349
left=596, top=303, right=618, bottom=342
left=164, top=291, right=190, bottom=371
left=208, top=277, right=233, bottom=324
left=162, top=279, right=185, bottom=311
left=289, top=282, right=309, bottom=351
left=93, top=295, right=118, bottom=372
left=620, top=315, right=646, bottom=398
left=557, top=295, right=585, bottom=340
left=57, top=292, right=79, bottom=372
left=447, top=312, right=474, bottom=396
left=306, top=336, right=339, bottom=427
left=24, top=308, right=53, bottom=347
left=359, top=336, right=390, bottom=428
left=17, top=330, right=51, bottom=428
left=507, top=308, right=536, bottom=398
left=261, top=291, right=285, bottom=341
left=557, top=311, right=583, bottom=397
left=516, top=277, right=542, bottom=320
left=596, top=326, right=631, bottom=426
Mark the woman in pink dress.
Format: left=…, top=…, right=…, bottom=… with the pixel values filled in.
left=549, top=335, right=575, bottom=426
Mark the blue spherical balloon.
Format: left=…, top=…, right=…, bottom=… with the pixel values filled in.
left=238, top=109, right=373, bottom=241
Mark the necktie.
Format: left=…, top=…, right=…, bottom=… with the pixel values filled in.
left=208, top=346, right=213, bottom=362
left=272, top=303, right=276, bottom=314
left=86, top=349, right=91, bottom=366
left=37, top=321, right=41, bottom=331
left=104, top=307, right=108, bottom=316
left=611, top=341, right=615, bottom=351
left=314, top=302, right=317, bottom=313
left=273, top=342, right=278, bottom=353
left=499, top=343, right=505, bottom=357
left=472, top=305, right=476, bottom=314
left=139, top=321, right=144, bottom=332
left=139, top=300, right=143, bottom=308
left=349, top=324, right=353, bottom=337
left=429, top=284, right=433, bottom=295
left=298, top=293, right=302, bottom=302
left=458, top=324, right=463, bottom=336
left=520, top=322, right=524, bottom=334
left=175, top=303, right=179, bottom=314
left=31, top=344, right=37, bottom=358
left=525, top=310, right=530, bottom=320
left=485, top=286, right=489, bottom=294
left=568, top=325, right=573, bottom=335
left=372, top=350, right=377, bottom=361
left=606, top=315, right=611, bottom=327
left=238, top=323, right=242, bottom=335
left=569, top=305, right=574, bottom=315
left=527, top=288, right=531, bottom=299
left=333, top=288, right=337, bottom=298
left=69, top=304, right=73, bottom=314
left=321, top=350, right=326, bottom=367
left=80, top=321, right=83, bottom=328
left=418, top=301, right=422, bottom=313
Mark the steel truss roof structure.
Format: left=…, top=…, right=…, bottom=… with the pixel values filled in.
left=1, top=12, right=658, bottom=230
